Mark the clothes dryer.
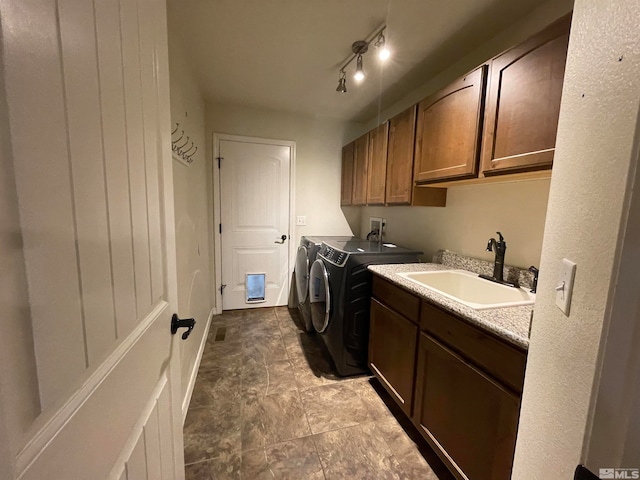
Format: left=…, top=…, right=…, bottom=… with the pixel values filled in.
left=309, top=239, right=421, bottom=376
left=294, top=236, right=357, bottom=332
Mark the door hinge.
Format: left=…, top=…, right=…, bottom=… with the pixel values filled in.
left=216, top=156, right=223, bottom=168
left=219, top=223, right=222, bottom=234
left=220, top=284, right=227, bottom=295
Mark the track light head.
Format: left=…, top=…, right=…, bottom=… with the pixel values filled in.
left=354, top=54, right=365, bottom=82
left=376, top=33, right=390, bottom=61
left=336, top=70, right=347, bottom=93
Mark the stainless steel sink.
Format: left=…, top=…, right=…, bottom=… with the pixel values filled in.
left=398, top=269, right=535, bottom=310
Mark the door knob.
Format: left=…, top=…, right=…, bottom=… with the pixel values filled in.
left=171, top=314, right=196, bottom=340
left=275, top=234, right=288, bottom=244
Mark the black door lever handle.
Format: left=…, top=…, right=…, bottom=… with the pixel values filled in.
left=171, top=313, right=196, bottom=340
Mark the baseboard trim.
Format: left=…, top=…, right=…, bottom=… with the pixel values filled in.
left=181, top=307, right=214, bottom=423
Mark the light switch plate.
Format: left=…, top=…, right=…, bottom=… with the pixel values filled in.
left=556, top=258, right=577, bottom=315
left=296, top=216, right=306, bottom=226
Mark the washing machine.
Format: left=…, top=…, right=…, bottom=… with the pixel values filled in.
left=309, top=239, right=422, bottom=376
left=294, top=236, right=357, bottom=332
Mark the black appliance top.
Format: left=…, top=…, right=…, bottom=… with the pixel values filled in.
left=322, top=239, right=422, bottom=255
left=302, top=235, right=359, bottom=245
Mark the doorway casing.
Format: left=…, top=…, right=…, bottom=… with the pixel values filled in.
left=211, top=133, right=297, bottom=313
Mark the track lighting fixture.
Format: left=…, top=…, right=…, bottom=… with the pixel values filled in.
left=335, top=25, right=388, bottom=93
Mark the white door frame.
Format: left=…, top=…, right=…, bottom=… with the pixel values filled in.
left=211, top=133, right=296, bottom=313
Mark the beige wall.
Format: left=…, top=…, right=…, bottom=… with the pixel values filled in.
left=360, top=179, right=551, bottom=267
left=512, top=0, right=640, bottom=476
left=205, top=103, right=362, bottom=245
left=353, top=0, right=573, bottom=269
left=168, top=28, right=213, bottom=412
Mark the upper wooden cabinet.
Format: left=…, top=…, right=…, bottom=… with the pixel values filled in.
left=414, top=65, right=488, bottom=184
left=386, top=106, right=417, bottom=205
left=351, top=133, right=369, bottom=205
left=481, top=14, right=571, bottom=175
left=366, top=122, right=389, bottom=205
left=340, top=142, right=354, bottom=206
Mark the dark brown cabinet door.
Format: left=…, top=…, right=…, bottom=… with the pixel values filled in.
left=366, top=122, right=389, bottom=205
left=386, top=106, right=417, bottom=204
left=341, top=142, right=354, bottom=206
left=414, top=65, right=487, bottom=183
left=369, top=298, right=418, bottom=416
left=414, top=333, right=520, bottom=480
left=481, top=14, right=571, bottom=175
left=351, top=133, right=369, bottom=205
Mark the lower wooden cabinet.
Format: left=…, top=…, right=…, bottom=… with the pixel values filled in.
left=368, top=298, right=418, bottom=416
left=413, top=332, right=520, bottom=480
left=369, top=275, right=527, bottom=480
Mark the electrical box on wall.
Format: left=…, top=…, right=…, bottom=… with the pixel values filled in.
left=368, top=217, right=386, bottom=241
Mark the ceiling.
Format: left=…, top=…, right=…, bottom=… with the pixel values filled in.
left=167, top=0, right=544, bottom=123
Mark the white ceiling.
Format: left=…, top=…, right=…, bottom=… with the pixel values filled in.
left=167, top=0, right=543, bottom=122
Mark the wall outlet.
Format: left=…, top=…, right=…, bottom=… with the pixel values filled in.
left=296, top=216, right=306, bottom=226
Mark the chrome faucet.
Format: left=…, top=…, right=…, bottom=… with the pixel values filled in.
left=480, top=232, right=518, bottom=287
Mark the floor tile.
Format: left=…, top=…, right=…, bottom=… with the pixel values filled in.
left=313, top=423, right=408, bottom=480
left=199, top=340, right=243, bottom=371
left=300, top=382, right=371, bottom=434
left=189, top=364, right=243, bottom=408
left=281, top=329, right=325, bottom=360
left=289, top=354, right=343, bottom=390
left=184, top=452, right=241, bottom=480
left=241, top=358, right=297, bottom=397
left=183, top=405, right=241, bottom=465
left=242, top=332, right=288, bottom=364
left=241, top=307, right=278, bottom=324
left=350, top=378, right=394, bottom=420
left=241, top=436, right=324, bottom=480
left=207, top=321, right=243, bottom=344
left=241, top=390, right=311, bottom=450
left=376, top=418, right=441, bottom=479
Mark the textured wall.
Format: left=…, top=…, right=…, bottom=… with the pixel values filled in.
left=360, top=179, right=551, bottom=268
left=168, top=23, right=213, bottom=412
left=512, top=0, right=640, bottom=477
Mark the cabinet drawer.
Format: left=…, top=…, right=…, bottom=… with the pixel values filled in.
left=420, top=301, right=526, bottom=393
left=372, top=276, right=420, bottom=323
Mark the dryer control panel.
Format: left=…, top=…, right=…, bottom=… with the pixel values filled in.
left=318, top=245, right=349, bottom=267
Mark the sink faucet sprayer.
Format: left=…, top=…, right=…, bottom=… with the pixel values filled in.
left=480, top=232, right=519, bottom=288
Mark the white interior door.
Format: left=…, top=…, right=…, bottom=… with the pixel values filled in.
left=218, top=137, right=292, bottom=310
left=0, top=0, right=185, bottom=478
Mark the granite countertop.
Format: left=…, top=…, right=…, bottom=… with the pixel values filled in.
left=368, top=263, right=532, bottom=350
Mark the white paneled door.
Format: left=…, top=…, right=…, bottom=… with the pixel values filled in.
left=0, top=0, right=185, bottom=479
left=218, top=137, right=293, bottom=310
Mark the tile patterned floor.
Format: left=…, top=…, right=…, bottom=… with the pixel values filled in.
left=184, top=306, right=455, bottom=480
